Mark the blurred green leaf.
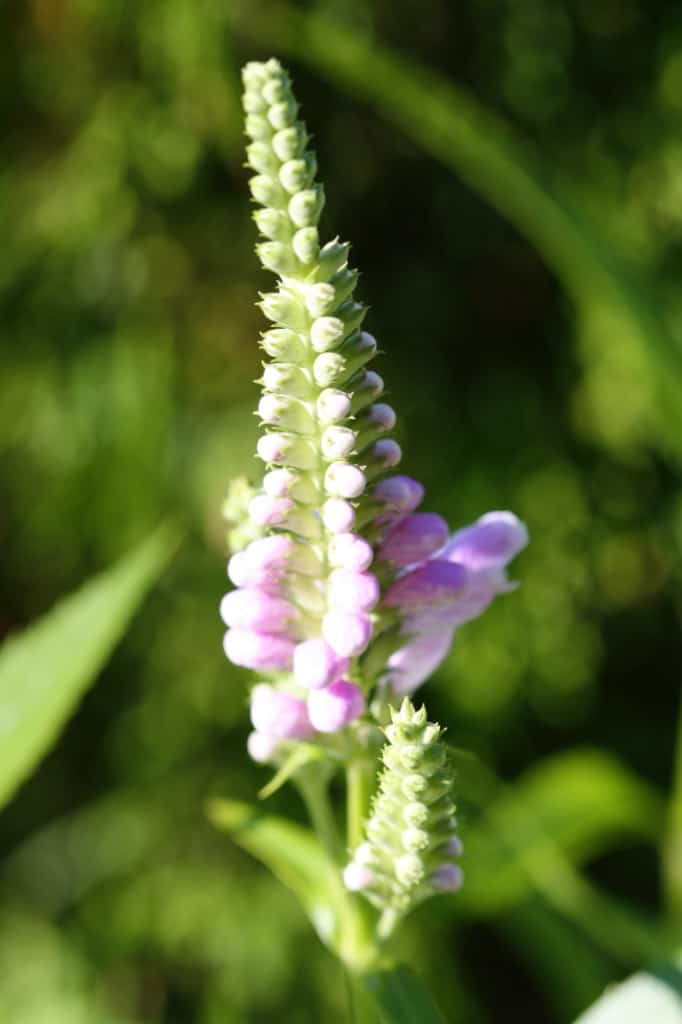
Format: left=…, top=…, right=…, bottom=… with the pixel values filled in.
left=0, top=524, right=180, bottom=812
left=207, top=797, right=356, bottom=959
left=363, top=965, right=447, bottom=1024
left=457, top=749, right=669, bottom=964
left=574, top=964, right=682, bottom=1023
left=231, top=5, right=682, bottom=458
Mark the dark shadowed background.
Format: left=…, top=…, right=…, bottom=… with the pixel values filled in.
left=1, top=1, right=681, bottom=1021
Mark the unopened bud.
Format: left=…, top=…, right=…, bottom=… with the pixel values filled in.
left=292, top=227, right=319, bottom=265
left=321, top=425, right=357, bottom=460
left=306, top=283, right=337, bottom=318
left=279, top=155, right=316, bottom=194
left=289, top=185, right=325, bottom=228
left=316, top=388, right=352, bottom=424
left=272, top=126, right=304, bottom=162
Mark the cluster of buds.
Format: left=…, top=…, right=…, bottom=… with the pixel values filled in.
left=221, top=60, right=528, bottom=774
left=343, top=699, right=463, bottom=934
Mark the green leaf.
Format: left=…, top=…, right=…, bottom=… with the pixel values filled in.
left=0, top=524, right=180, bottom=812
left=574, top=964, right=682, bottom=1023
left=462, top=748, right=664, bottom=914
left=362, top=965, right=447, bottom=1024
left=207, top=798, right=357, bottom=959
left=258, top=742, right=329, bottom=800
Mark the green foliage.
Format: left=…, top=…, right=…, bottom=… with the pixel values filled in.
left=0, top=525, right=179, bottom=812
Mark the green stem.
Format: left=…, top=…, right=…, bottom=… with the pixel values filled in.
left=663, top=698, right=682, bottom=928
left=347, top=757, right=374, bottom=850
left=296, top=771, right=343, bottom=862
left=345, top=966, right=382, bottom=1024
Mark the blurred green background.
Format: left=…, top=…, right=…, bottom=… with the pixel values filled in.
left=1, top=0, right=681, bottom=1021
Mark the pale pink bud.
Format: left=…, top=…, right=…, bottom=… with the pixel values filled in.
left=223, top=628, right=295, bottom=671
left=324, top=461, right=367, bottom=499
left=247, top=731, right=281, bottom=763
left=322, top=498, right=355, bottom=533
left=442, top=511, right=528, bottom=571
left=327, top=533, right=373, bottom=571
left=227, top=535, right=293, bottom=589
left=250, top=683, right=313, bottom=739
left=293, top=637, right=349, bottom=690
left=383, top=560, right=468, bottom=612
left=430, top=864, right=464, bottom=892
left=343, top=861, right=374, bottom=891
left=249, top=494, right=294, bottom=527
left=308, top=679, right=365, bottom=732
left=379, top=513, right=449, bottom=567
left=317, top=388, right=352, bottom=424
left=220, top=588, right=297, bottom=634
left=328, top=569, right=380, bottom=612
left=263, top=468, right=298, bottom=497
left=322, top=609, right=372, bottom=657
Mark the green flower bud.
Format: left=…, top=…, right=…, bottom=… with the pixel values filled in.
left=261, top=363, right=312, bottom=399
left=258, top=393, right=316, bottom=433
left=247, top=142, right=279, bottom=174
left=260, top=328, right=306, bottom=362
left=257, top=242, right=298, bottom=277
left=312, top=332, right=377, bottom=387
left=272, top=126, right=305, bottom=162
left=289, top=186, right=325, bottom=228
left=348, top=369, right=384, bottom=413
left=268, top=100, right=298, bottom=131
left=292, top=227, right=319, bottom=265
left=336, top=298, right=367, bottom=333
left=329, top=267, right=359, bottom=306
left=343, top=699, right=462, bottom=935
left=245, top=114, right=272, bottom=141
left=253, top=208, right=291, bottom=242
left=243, top=91, right=268, bottom=115
left=259, top=290, right=308, bottom=330
left=279, top=155, right=317, bottom=195
left=242, top=61, right=268, bottom=90
left=306, top=284, right=337, bottom=319
left=317, top=238, right=351, bottom=280
left=262, top=77, right=288, bottom=106
left=249, top=175, right=286, bottom=208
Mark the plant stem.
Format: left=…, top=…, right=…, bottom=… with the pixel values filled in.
left=297, top=771, right=343, bottom=862
left=347, top=757, right=374, bottom=851
left=663, top=697, right=682, bottom=930
left=345, top=966, right=381, bottom=1024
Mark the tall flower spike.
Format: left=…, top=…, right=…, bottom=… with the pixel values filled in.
left=223, top=58, right=528, bottom=756
left=222, top=59, right=401, bottom=718
left=343, top=698, right=463, bottom=937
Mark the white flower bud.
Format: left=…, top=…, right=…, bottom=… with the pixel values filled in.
left=258, top=394, right=315, bottom=433
left=279, top=156, right=316, bottom=195
left=321, top=425, right=357, bottom=460
left=244, top=114, right=271, bottom=141
left=261, top=363, right=312, bottom=398
left=249, top=175, right=285, bottom=207
left=310, top=316, right=345, bottom=353
left=316, top=388, right=352, bottom=424
left=257, top=242, right=297, bottom=277
left=395, top=854, right=424, bottom=887
left=268, top=100, right=297, bottom=131
left=247, top=142, right=278, bottom=174
left=260, top=328, right=306, bottom=362
left=324, top=461, right=367, bottom=499
left=259, top=290, right=307, bottom=330
left=262, top=78, right=288, bottom=105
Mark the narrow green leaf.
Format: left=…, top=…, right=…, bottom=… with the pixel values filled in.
left=462, top=748, right=664, bottom=914
left=0, top=524, right=180, bottom=811
left=574, top=965, right=682, bottom=1023
left=258, top=742, right=329, bottom=800
left=363, top=965, right=447, bottom=1024
left=207, top=797, right=354, bottom=956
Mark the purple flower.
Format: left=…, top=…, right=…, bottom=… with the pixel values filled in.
left=322, top=609, right=372, bottom=657
left=293, top=637, right=349, bottom=690
left=220, top=588, right=298, bottom=634
left=383, top=560, right=468, bottom=612
left=430, top=863, right=464, bottom=892
left=223, top=628, right=295, bottom=671
left=250, top=683, right=313, bottom=739
left=382, top=629, right=456, bottom=696
left=307, top=679, right=365, bottom=732
left=379, top=513, right=449, bottom=567
left=441, top=511, right=528, bottom=571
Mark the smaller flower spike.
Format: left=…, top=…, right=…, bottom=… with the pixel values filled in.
left=343, top=698, right=463, bottom=936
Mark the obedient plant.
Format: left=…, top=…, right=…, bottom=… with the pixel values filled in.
left=218, top=56, right=527, bottom=1002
